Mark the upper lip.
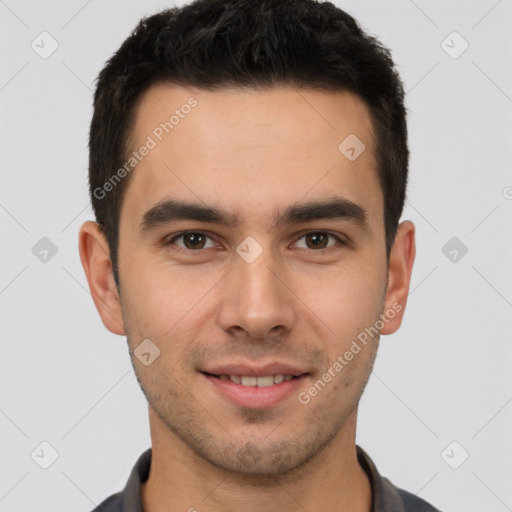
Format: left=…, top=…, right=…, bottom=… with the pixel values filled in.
left=201, top=362, right=309, bottom=377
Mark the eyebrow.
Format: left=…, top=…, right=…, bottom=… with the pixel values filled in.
left=138, top=196, right=370, bottom=237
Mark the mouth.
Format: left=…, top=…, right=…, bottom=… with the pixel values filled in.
left=201, top=371, right=310, bottom=409
left=203, top=372, right=304, bottom=387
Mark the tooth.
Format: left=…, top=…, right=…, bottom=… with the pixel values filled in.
left=257, top=376, right=274, bottom=387
left=226, top=374, right=296, bottom=385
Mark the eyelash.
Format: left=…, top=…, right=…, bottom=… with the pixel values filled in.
left=165, top=230, right=347, bottom=253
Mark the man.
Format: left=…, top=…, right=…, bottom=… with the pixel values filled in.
left=78, top=0, right=441, bottom=510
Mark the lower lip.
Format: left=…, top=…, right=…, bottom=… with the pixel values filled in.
left=203, top=373, right=308, bottom=409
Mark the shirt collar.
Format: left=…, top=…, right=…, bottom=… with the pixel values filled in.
left=356, top=445, right=407, bottom=512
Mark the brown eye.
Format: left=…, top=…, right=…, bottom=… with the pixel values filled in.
left=306, top=232, right=328, bottom=249
left=168, top=232, right=216, bottom=250
left=294, top=232, right=343, bottom=250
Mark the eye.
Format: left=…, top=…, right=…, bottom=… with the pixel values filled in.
left=293, top=232, right=344, bottom=250
left=167, top=231, right=217, bottom=250
left=164, top=230, right=346, bottom=253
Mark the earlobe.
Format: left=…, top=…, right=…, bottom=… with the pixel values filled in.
left=78, top=221, right=126, bottom=335
left=380, top=220, right=416, bottom=335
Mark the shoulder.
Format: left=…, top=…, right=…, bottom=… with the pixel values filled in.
left=385, top=477, right=443, bottom=512
left=86, top=447, right=151, bottom=512
left=356, top=445, right=443, bottom=512
left=89, top=491, right=123, bottom=512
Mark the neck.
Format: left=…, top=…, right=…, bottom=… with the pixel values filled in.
left=140, top=406, right=372, bottom=512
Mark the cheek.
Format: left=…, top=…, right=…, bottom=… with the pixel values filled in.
left=120, top=260, right=223, bottom=363
left=301, top=348, right=376, bottom=419
left=291, top=261, right=384, bottom=334
left=123, top=257, right=207, bottom=317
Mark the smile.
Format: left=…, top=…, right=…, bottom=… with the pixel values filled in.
left=206, top=373, right=298, bottom=387
left=202, top=372, right=309, bottom=408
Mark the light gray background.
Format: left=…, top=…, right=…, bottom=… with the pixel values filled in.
left=1, top=1, right=511, bottom=511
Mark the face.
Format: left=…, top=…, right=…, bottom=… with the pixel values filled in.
left=80, top=84, right=415, bottom=476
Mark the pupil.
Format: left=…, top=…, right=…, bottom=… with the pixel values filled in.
left=307, top=232, right=327, bottom=249
left=185, top=233, right=204, bottom=249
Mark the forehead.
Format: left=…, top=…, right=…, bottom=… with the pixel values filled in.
left=121, top=84, right=381, bottom=230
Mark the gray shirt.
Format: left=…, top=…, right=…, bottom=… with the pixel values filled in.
left=90, top=445, right=442, bottom=511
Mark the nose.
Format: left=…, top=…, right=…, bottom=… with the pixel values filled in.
left=216, top=246, right=297, bottom=340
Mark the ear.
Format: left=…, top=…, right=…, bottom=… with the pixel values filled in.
left=78, top=221, right=126, bottom=335
left=380, top=220, right=416, bottom=335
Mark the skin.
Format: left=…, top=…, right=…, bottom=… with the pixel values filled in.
left=79, top=84, right=415, bottom=512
